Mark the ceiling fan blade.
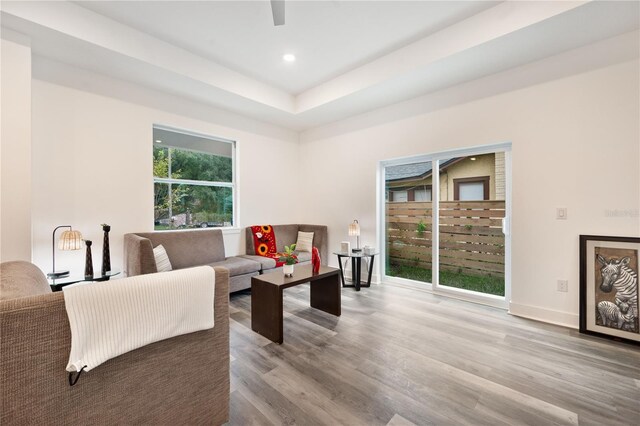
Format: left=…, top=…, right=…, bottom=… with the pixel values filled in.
left=270, top=0, right=285, bottom=26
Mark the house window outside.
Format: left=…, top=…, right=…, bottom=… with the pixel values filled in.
left=392, top=190, right=408, bottom=202
left=453, top=176, right=490, bottom=201
left=458, top=182, right=484, bottom=200
left=153, top=127, right=235, bottom=230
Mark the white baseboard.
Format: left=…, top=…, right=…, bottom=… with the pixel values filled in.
left=509, top=302, right=579, bottom=329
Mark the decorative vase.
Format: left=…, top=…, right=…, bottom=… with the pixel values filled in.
left=312, top=247, right=321, bottom=274
left=84, top=240, right=94, bottom=280
left=101, top=224, right=111, bottom=275
left=283, top=264, right=294, bottom=277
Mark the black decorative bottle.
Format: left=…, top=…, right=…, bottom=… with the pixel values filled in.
left=84, top=240, right=94, bottom=280
left=101, top=224, right=111, bottom=275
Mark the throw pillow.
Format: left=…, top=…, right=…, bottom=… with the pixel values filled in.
left=295, top=231, right=314, bottom=253
left=153, top=245, right=173, bottom=272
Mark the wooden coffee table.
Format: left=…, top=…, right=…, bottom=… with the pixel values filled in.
left=251, top=264, right=341, bottom=344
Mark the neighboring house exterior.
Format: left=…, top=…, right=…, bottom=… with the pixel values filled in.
left=386, top=153, right=505, bottom=201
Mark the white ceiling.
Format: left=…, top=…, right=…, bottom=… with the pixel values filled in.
left=1, top=1, right=639, bottom=131
left=75, top=1, right=499, bottom=94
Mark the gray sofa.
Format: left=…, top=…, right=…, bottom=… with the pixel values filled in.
left=124, top=225, right=327, bottom=293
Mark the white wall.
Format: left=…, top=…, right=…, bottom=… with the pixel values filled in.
left=31, top=78, right=299, bottom=275
left=299, top=60, right=640, bottom=328
left=0, top=34, right=32, bottom=262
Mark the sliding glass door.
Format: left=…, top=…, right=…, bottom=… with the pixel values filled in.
left=382, top=144, right=511, bottom=306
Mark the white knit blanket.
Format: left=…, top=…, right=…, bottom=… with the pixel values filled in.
left=63, top=266, right=215, bottom=372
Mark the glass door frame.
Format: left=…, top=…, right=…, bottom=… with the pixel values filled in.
left=378, top=142, right=512, bottom=309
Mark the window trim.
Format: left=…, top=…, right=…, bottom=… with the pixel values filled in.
left=453, top=176, right=490, bottom=200
left=152, top=125, right=237, bottom=230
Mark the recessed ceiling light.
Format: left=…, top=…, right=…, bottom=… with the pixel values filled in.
left=155, top=139, right=162, bottom=143
left=470, top=157, right=476, bottom=161
left=283, top=53, right=296, bottom=62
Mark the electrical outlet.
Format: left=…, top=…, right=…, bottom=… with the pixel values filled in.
left=557, top=280, right=568, bottom=292
left=556, top=208, right=567, bottom=220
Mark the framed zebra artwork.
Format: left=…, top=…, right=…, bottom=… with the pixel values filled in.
left=580, top=235, right=640, bottom=345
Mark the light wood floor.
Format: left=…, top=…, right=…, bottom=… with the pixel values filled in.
left=227, top=282, right=640, bottom=426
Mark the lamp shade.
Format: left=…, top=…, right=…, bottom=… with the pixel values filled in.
left=58, top=230, right=83, bottom=250
left=348, top=220, right=360, bottom=236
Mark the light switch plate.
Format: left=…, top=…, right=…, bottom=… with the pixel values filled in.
left=556, top=208, right=567, bottom=220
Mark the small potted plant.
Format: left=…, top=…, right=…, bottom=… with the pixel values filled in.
left=279, top=244, right=298, bottom=277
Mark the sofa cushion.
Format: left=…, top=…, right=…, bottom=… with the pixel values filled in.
left=238, top=255, right=277, bottom=271
left=295, top=252, right=312, bottom=263
left=209, top=257, right=261, bottom=276
left=133, top=229, right=226, bottom=269
left=272, top=225, right=299, bottom=252
left=0, top=261, right=51, bottom=300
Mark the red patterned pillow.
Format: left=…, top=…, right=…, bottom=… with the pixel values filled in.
left=251, top=225, right=277, bottom=256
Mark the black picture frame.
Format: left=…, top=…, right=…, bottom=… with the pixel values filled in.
left=580, top=235, right=640, bottom=345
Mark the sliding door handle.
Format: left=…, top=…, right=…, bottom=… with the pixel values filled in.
left=502, top=217, right=510, bottom=236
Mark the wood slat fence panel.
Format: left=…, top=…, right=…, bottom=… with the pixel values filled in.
left=386, top=200, right=506, bottom=277
left=388, top=216, right=503, bottom=227
left=389, top=222, right=504, bottom=237
left=389, top=236, right=505, bottom=255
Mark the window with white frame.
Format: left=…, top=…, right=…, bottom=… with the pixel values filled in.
left=392, top=190, right=408, bottom=202
left=153, top=126, right=235, bottom=230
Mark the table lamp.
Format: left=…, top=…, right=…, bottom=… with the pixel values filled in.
left=348, top=219, right=361, bottom=253
left=48, top=225, right=83, bottom=278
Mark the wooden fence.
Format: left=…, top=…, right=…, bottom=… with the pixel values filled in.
left=386, top=200, right=505, bottom=277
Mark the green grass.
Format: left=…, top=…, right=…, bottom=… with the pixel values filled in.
left=387, top=264, right=504, bottom=296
